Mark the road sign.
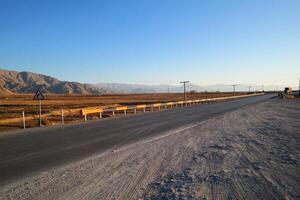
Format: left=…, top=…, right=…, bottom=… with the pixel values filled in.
left=33, top=89, right=45, bottom=126
left=33, top=89, right=45, bottom=100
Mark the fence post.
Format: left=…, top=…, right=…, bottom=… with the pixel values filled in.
left=165, top=105, right=167, bottom=110
left=99, top=112, right=102, bottom=119
left=143, top=107, right=146, bottom=112
left=158, top=106, right=161, bottom=111
left=112, top=111, right=115, bottom=117
left=124, top=110, right=127, bottom=115
left=134, top=109, right=137, bottom=114
left=84, top=114, right=87, bottom=121
left=61, top=109, right=64, bottom=124
left=22, top=111, right=26, bottom=129
left=151, top=107, right=153, bottom=112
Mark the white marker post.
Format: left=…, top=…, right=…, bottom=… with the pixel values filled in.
left=99, top=112, right=102, bottom=119
left=61, top=109, right=64, bottom=124
left=22, top=111, right=26, bottom=129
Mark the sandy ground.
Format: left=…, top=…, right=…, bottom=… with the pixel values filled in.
left=0, top=98, right=299, bottom=200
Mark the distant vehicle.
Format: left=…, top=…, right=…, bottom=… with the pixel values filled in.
left=284, top=87, right=292, bottom=94
left=278, top=87, right=295, bottom=99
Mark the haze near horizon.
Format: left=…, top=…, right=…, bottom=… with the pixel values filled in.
left=0, top=0, right=299, bottom=87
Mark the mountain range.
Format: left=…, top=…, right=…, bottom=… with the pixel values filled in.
left=0, top=68, right=283, bottom=95
left=94, top=83, right=205, bottom=93
left=95, top=83, right=282, bottom=93
left=0, top=69, right=107, bottom=95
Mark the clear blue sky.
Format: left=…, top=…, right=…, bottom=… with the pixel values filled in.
left=0, top=0, right=299, bottom=87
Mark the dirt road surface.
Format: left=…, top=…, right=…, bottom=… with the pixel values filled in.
left=0, top=97, right=299, bottom=200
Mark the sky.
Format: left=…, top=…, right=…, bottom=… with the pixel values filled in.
left=0, top=0, right=299, bottom=87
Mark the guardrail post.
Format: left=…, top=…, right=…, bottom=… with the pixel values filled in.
left=134, top=109, right=137, bottom=114
left=22, top=111, right=26, bottom=129
left=61, top=109, right=64, bottom=124
left=84, top=114, right=87, bottom=121
left=124, top=110, right=127, bottom=115
left=99, top=112, right=102, bottom=119
left=112, top=111, right=115, bottom=117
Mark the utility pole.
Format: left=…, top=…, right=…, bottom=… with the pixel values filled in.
left=180, top=81, right=190, bottom=102
left=232, top=84, right=237, bottom=97
left=167, top=86, right=170, bottom=101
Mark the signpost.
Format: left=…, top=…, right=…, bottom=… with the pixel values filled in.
left=33, top=89, right=45, bottom=127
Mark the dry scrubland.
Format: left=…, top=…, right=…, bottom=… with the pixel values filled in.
left=0, top=98, right=299, bottom=200
left=0, top=92, right=247, bottom=132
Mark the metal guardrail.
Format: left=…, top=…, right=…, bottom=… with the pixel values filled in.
left=80, top=93, right=264, bottom=121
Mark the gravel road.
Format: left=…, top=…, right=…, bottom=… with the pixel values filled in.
left=0, top=97, right=299, bottom=200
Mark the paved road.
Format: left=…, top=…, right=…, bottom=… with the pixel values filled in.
left=0, top=94, right=274, bottom=186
